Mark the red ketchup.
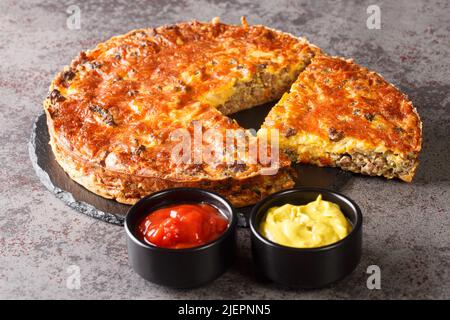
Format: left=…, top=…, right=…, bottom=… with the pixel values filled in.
left=137, top=203, right=229, bottom=249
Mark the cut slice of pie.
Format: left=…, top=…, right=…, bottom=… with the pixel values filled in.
left=260, top=55, right=422, bottom=182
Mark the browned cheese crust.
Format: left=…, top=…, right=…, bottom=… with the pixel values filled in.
left=261, top=55, right=422, bottom=181
left=44, top=17, right=319, bottom=206
left=44, top=18, right=422, bottom=207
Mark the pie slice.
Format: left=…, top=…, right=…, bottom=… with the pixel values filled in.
left=260, top=55, right=422, bottom=182
left=44, top=17, right=320, bottom=207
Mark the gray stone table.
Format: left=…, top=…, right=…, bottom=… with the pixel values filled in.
left=1, top=0, right=449, bottom=299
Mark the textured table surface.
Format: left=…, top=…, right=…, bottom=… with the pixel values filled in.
left=1, top=0, right=449, bottom=299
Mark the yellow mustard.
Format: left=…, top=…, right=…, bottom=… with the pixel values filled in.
left=260, top=195, right=352, bottom=248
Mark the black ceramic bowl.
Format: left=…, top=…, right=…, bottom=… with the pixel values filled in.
left=125, top=188, right=237, bottom=288
left=250, top=187, right=362, bottom=288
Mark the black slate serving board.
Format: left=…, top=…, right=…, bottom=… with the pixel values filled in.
left=29, top=103, right=352, bottom=226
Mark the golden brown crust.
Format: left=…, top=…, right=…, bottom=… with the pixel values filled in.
left=45, top=19, right=316, bottom=177
left=49, top=133, right=295, bottom=207
left=44, top=18, right=318, bottom=206
left=44, top=18, right=422, bottom=206
left=262, top=55, right=422, bottom=181
left=264, top=55, right=421, bottom=155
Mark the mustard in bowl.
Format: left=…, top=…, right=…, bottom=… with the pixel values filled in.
left=260, top=195, right=352, bottom=249
left=250, top=188, right=362, bottom=288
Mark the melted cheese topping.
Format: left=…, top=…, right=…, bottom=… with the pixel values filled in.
left=261, top=55, right=422, bottom=157
left=283, top=134, right=386, bottom=157
left=45, top=19, right=317, bottom=179
left=199, top=78, right=237, bottom=107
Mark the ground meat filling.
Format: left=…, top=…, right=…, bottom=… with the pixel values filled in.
left=332, top=152, right=416, bottom=178
left=216, top=66, right=298, bottom=115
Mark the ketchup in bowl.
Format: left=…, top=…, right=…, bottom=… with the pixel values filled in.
left=137, top=203, right=229, bottom=249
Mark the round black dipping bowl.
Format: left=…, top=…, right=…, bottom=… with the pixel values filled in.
left=250, top=187, right=362, bottom=288
left=125, top=188, right=237, bottom=288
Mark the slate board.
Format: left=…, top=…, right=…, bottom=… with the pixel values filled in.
left=29, top=103, right=352, bottom=226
